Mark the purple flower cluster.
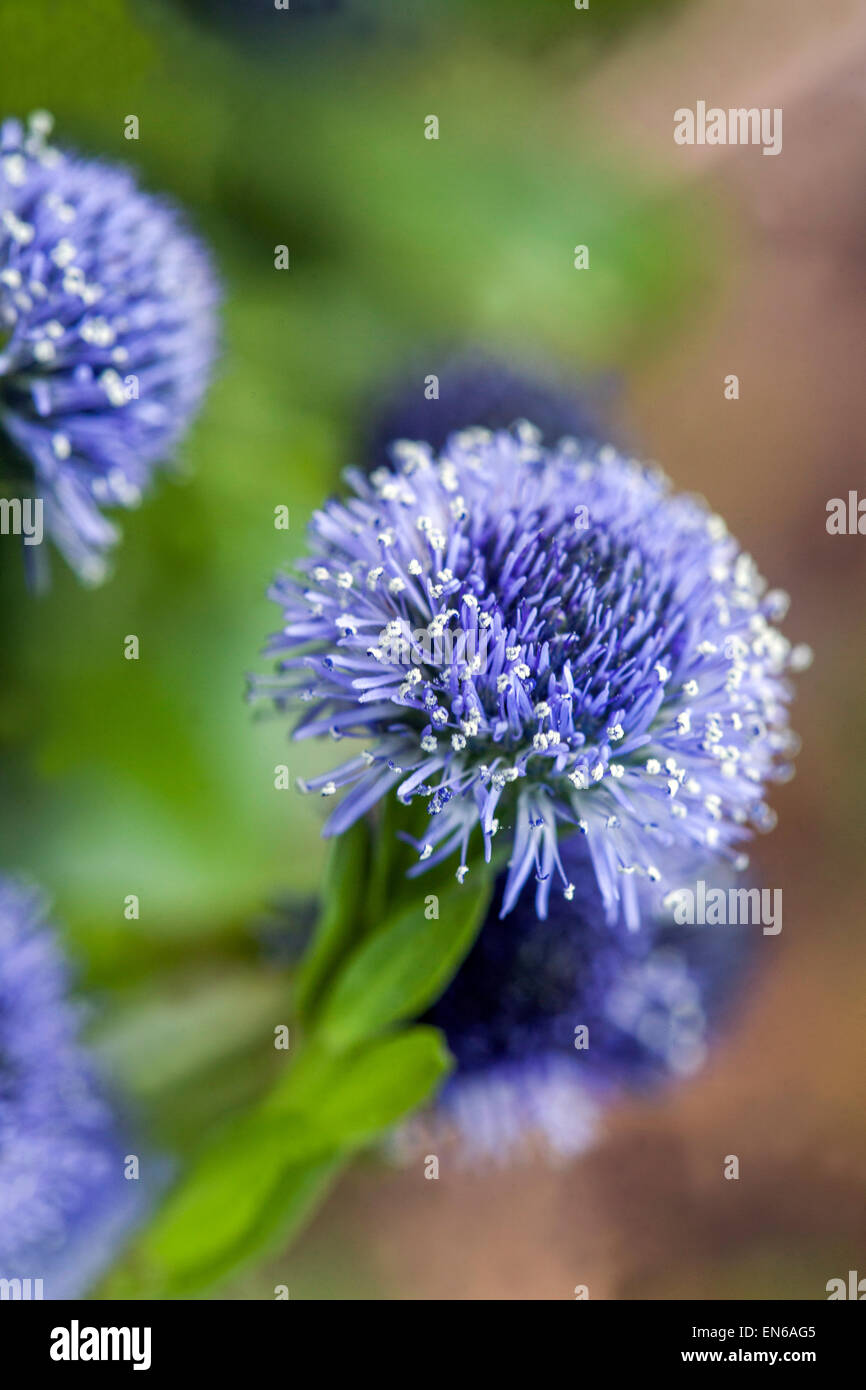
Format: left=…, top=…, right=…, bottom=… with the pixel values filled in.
left=361, top=354, right=606, bottom=472
left=416, top=835, right=754, bottom=1161
left=0, top=112, right=218, bottom=582
left=261, top=426, right=808, bottom=927
left=0, top=877, right=145, bottom=1296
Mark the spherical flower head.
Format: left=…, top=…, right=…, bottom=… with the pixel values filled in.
left=411, top=835, right=756, bottom=1164
left=361, top=353, right=607, bottom=472
left=0, top=112, right=219, bottom=583
left=0, top=877, right=147, bottom=1296
left=261, top=425, right=808, bottom=926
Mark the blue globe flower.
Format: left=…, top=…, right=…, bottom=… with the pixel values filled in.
left=414, top=835, right=756, bottom=1163
left=0, top=112, right=219, bottom=583
left=0, top=877, right=148, bottom=1297
left=259, top=425, right=808, bottom=926
left=361, top=354, right=608, bottom=472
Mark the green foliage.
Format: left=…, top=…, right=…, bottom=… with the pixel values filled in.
left=315, top=870, right=493, bottom=1051
left=116, top=1028, right=449, bottom=1296
left=103, top=816, right=493, bottom=1296
left=293, top=819, right=373, bottom=1021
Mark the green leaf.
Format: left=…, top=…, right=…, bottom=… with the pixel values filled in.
left=293, top=817, right=373, bottom=1021
left=361, top=796, right=437, bottom=929
left=315, top=863, right=494, bottom=1051
left=104, top=1154, right=344, bottom=1301
left=137, top=1116, right=319, bottom=1293
left=267, top=1026, right=453, bottom=1146
left=363, top=797, right=449, bottom=928
left=124, top=1027, right=451, bottom=1295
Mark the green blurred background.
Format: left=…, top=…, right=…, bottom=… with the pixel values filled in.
left=1, top=0, right=864, bottom=1299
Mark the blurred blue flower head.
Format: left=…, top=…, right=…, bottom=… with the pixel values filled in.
left=0, top=877, right=146, bottom=1297
left=0, top=112, right=219, bottom=583
left=415, top=835, right=756, bottom=1163
left=361, top=353, right=608, bottom=472
left=261, top=425, right=808, bottom=926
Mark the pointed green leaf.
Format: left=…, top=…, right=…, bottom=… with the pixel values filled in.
left=125, top=1026, right=451, bottom=1295
left=294, top=816, right=373, bottom=1021
left=315, top=864, right=494, bottom=1050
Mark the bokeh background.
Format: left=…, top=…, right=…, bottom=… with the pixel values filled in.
left=0, top=0, right=864, bottom=1299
